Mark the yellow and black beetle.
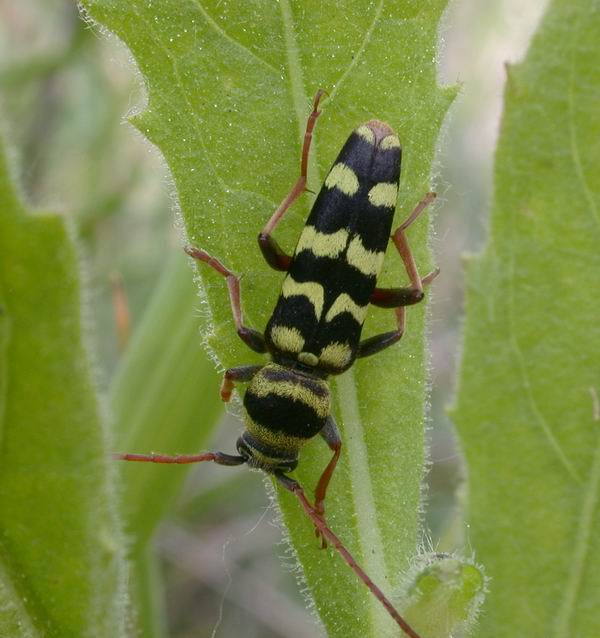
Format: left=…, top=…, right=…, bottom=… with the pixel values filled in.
left=117, top=90, right=437, bottom=638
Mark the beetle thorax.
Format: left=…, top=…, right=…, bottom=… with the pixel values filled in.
left=236, top=363, right=330, bottom=472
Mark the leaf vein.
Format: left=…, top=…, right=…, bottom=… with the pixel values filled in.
left=506, top=242, right=580, bottom=482
left=328, top=0, right=384, bottom=103
left=553, top=423, right=600, bottom=637
left=135, top=10, right=277, bottom=211
left=189, top=0, right=280, bottom=75
left=132, top=7, right=274, bottom=332
left=553, top=18, right=600, bottom=633
left=567, top=29, right=600, bottom=232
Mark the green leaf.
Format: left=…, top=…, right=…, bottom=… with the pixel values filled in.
left=81, top=1, right=455, bottom=635
left=0, top=138, right=128, bottom=635
left=451, top=0, right=600, bottom=636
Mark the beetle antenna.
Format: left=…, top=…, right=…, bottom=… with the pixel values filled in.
left=276, top=473, right=422, bottom=638
left=113, top=451, right=246, bottom=466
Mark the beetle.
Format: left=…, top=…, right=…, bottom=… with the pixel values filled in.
left=117, top=90, right=437, bottom=638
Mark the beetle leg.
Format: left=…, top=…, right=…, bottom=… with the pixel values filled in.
left=274, top=471, right=423, bottom=638
left=312, top=416, right=342, bottom=548
left=258, top=89, right=327, bottom=271
left=369, top=268, right=439, bottom=308
left=359, top=192, right=439, bottom=358
left=357, top=306, right=406, bottom=359
left=184, top=246, right=267, bottom=354
left=220, top=364, right=263, bottom=402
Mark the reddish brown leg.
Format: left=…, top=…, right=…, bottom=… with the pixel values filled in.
left=220, top=364, right=263, bottom=402
left=275, top=472, right=422, bottom=638
left=359, top=192, right=439, bottom=358
left=312, top=417, right=342, bottom=548
left=371, top=191, right=438, bottom=303
left=258, top=89, right=327, bottom=271
left=184, top=246, right=266, bottom=354
left=369, top=268, right=440, bottom=309
left=110, top=271, right=131, bottom=352
left=113, top=451, right=245, bottom=466
left=358, top=306, right=406, bottom=358
left=390, top=191, right=437, bottom=294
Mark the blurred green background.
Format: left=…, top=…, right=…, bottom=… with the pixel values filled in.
left=0, top=1, right=548, bottom=636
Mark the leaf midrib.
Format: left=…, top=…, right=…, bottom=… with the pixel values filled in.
left=278, top=3, right=390, bottom=634
left=336, top=372, right=391, bottom=635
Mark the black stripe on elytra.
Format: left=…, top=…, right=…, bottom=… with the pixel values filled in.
left=266, top=248, right=378, bottom=356
left=266, top=295, right=316, bottom=344
left=266, top=295, right=365, bottom=357
left=336, top=131, right=401, bottom=183
left=310, top=318, right=362, bottom=362
left=306, top=188, right=396, bottom=254
left=290, top=250, right=376, bottom=305
left=243, top=390, right=326, bottom=439
left=303, top=128, right=400, bottom=238
left=266, top=277, right=369, bottom=340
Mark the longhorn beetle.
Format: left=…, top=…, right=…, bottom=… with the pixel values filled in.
left=116, top=90, right=437, bottom=638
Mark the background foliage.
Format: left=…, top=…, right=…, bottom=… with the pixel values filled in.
left=0, top=139, right=127, bottom=636
left=452, top=0, right=600, bottom=635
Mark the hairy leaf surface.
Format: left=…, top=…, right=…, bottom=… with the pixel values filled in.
left=81, top=1, right=455, bottom=634
left=452, top=0, right=600, bottom=635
